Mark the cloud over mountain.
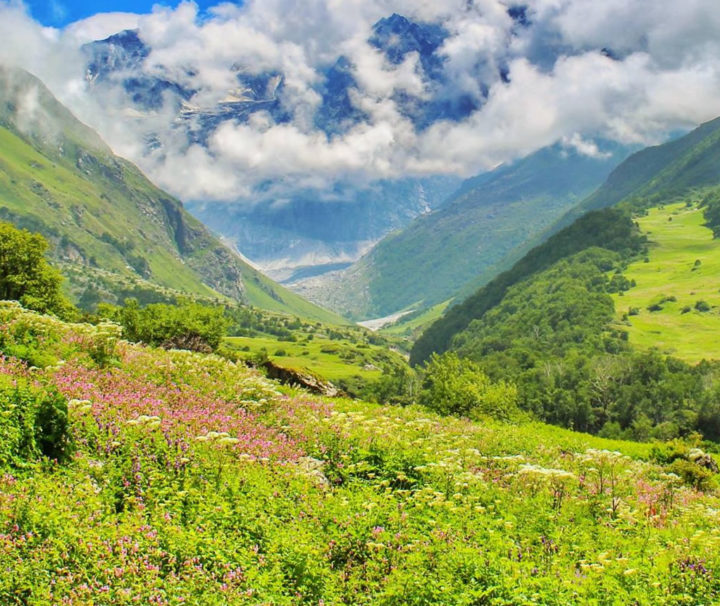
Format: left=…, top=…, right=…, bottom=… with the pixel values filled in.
left=2, top=0, right=720, bottom=202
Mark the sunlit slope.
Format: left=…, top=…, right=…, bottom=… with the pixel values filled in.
left=613, top=202, right=720, bottom=362
left=0, top=65, right=345, bottom=323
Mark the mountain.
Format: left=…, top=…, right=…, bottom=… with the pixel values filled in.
left=0, top=65, right=346, bottom=324
left=558, top=117, right=720, bottom=223
left=79, top=16, right=479, bottom=281
left=292, top=143, right=630, bottom=320
left=411, top=116, right=720, bottom=367
left=187, top=176, right=460, bottom=282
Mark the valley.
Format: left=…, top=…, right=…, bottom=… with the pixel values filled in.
left=1, top=1, right=720, bottom=603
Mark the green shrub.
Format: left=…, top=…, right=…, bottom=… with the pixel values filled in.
left=100, top=299, right=228, bottom=351
left=419, top=352, right=519, bottom=420
left=695, top=300, right=711, bottom=312
left=668, top=458, right=714, bottom=491
left=34, top=391, right=73, bottom=463
left=0, top=377, right=73, bottom=466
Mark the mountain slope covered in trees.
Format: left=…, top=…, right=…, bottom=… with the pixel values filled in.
left=409, top=117, right=720, bottom=441
left=294, top=144, right=628, bottom=320
left=412, top=117, right=720, bottom=366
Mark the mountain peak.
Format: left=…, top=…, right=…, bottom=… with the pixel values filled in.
left=84, top=29, right=149, bottom=78
left=369, top=13, right=447, bottom=69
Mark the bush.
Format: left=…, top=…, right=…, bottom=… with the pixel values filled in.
left=695, top=300, right=711, bottom=312
left=669, top=458, right=714, bottom=491
left=34, top=390, right=73, bottom=463
left=100, top=299, right=228, bottom=351
left=419, top=352, right=519, bottom=420
left=0, top=377, right=74, bottom=466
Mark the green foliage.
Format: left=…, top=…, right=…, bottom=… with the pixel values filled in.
left=0, top=221, right=73, bottom=317
left=0, top=376, right=73, bottom=466
left=33, top=390, right=73, bottom=463
left=419, top=352, right=519, bottom=420
left=701, top=187, right=720, bottom=237
left=695, top=299, right=711, bottom=312
left=669, top=458, right=714, bottom=491
left=101, top=299, right=229, bottom=351
left=411, top=207, right=646, bottom=366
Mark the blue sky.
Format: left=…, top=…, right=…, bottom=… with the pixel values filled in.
left=26, top=0, right=221, bottom=26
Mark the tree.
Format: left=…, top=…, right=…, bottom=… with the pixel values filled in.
left=419, top=352, right=519, bottom=420
left=0, top=221, right=72, bottom=317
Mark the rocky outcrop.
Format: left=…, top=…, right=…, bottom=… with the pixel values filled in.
left=261, top=360, right=342, bottom=397
left=688, top=448, right=720, bottom=473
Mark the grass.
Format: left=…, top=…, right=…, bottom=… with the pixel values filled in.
left=242, top=272, right=349, bottom=325
left=612, top=201, right=720, bottom=362
left=224, top=334, right=400, bottom=383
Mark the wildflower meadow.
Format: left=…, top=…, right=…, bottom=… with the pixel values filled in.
left=0, top=301, right=718, bottom=604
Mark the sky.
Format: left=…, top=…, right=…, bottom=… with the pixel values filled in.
left=2, top=0, right=720, bottom=204
left=26, top=0, right=216, bottom=26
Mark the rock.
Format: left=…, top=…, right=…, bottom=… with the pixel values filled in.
left=688, top=448, right=719, bottom=473
left=261, top=360, right=343, bottom=397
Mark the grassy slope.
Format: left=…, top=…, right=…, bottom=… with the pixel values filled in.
left=380, top=300, right=451, bottom=339
left=0, top=66, right=345, bottom=324
left=241, top=273, right=348, bottom=325
left=0, top=126, right=217, bottom=297
left=613, top=202, right=720, bottom=362
left=2, top=304, right=719, bottom=604
left=225, top=335, right=387, bottom=383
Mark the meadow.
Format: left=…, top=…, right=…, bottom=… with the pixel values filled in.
left=613, top=202, right=720, bottom=362
left=224, top=327, right=411, bottom=400
left=1, top=300, right=719, bottom=604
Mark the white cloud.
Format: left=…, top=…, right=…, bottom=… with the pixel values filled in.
left=65, top=12, right=141, bottom=43
left=1, top=0, right=720, bottom=202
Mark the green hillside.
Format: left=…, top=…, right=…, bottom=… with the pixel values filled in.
left=407, top=117, right=720, bottom=441
left=612, top=201, right=720, bottom=362
left=381, top=300, right=451, bottom=339
left=307, top=144, right=628, bottom=320
left=0, top=65, right=344, bottom=324
left=410, top=207, right=643, bottom=365
left=559, top=117, right=720, bottom=225
left=414, top=117, right=720, bottom=367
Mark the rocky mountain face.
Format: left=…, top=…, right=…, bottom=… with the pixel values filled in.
left=187, top=176, right=460, bottom=282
